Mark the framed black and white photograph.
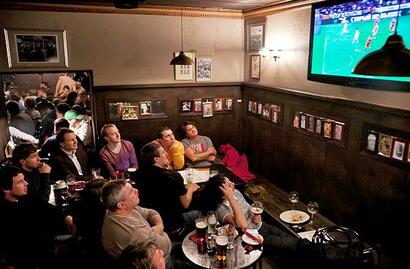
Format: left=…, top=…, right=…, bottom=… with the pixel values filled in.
left=247, top=23, right=265, bottom=51
left=193, top=98, right=202, bottom=112
left=299, top=114, right=307, bottom=129
left=202, top=101, right=213, bottom=118
left=392, top=139, right=406, bottom=161
left=174, top=51, right=195, bottom=81
left=257, top=103, right=263, bottom=115
left=151, top=100, right=166, bottom=114
left=333, top=122, right=344, bottom=141
left=196, top=57, right=212, bottom=81
left=213, top=97, right=224, bottom=112
left=250, top=55, right=261, bottom=79
left=180, top=100, right=192, bottom=112
left=271, top=105, right=281, bottom=124
left=366, top=131, right=379, bottom=153
left=307, top=115, right=315, bottom=132
left=225, top=98, right=233, bottom=111
left=315, top=118, right=323, bottom=135
left=4, top=29, right=69, bottom=68
left=261, top=104, right=271, bottom=121
left=140, top=101, right=152, bottom=115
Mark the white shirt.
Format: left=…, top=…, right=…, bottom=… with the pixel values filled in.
left=61, top=148, right=83, bottom=175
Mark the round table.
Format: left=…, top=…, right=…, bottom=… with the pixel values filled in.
left=182, top=231, right=263, bottom=269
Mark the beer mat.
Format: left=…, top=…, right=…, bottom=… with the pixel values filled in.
left=241, top=241, right=262, bottom=253
left=189, top=233, right=204, bottom=245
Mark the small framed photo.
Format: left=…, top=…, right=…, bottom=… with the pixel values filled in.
left=151, top=100, right=166, bottom=114
left=391, top=139, right=406, bottom=161
left=306, top=115, right=315, bottom=132
left=407, top=147, right=410, bottom=163
left=366, top=131, right=379, bottom=153
left=247, top=23, right=265, bottom=51
left=250, top=55, right=261, bottom=79
left=196, top=56, right=212, bottom=81
left=213, top=97, right=224, bottom=111
left=293, top=111, right=300, bottom=128
left=315, top=118, right=323, bottom=135
left=323, top=121, right=333, bottom=138
left=202, top=101, right=213, bottom=118
left=261, top=104, right=271, bottom=121
left=108, top=102, right=123, bottom=120
left=121, top=103, right=139, bottom=120
left=225, top=98, right=233, bottom=111
left=378, top=133, right=393, bottom=157
left=299, top=114, right=307, bottom=129
left=248, top=101, right=253, bottom=112
left=174, top=51, right=195, bottom=81
left=180, top=100, right=192, bottom=112
left=257, top=103, right=263, bottom=115
left=271, top=105, right=281, bottom=124
left=251, top=101, right=258, bottom=113
left=4, top=28, right=69, bottom=68
left=333, top=122, right=344, bottom=141
left=193, top=98, right=202, bottom=112
left=140, top=101, right=152, bottom=115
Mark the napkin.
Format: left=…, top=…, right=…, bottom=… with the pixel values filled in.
left=241, top=241, right=262, bottom=254
left=189, top=233, right=205, bottom=245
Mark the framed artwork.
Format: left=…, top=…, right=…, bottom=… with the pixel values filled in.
left=250, top=55, right=261, bottom=79
left=180, top=100, right=192, bottom=112
left=151, top=100, right=166, bottom=114
left=293, top=112, right=300, bottom=128
left=257, top=103, right=263, bottom=115
left=248, top=101, right=253, bottom=112
left=174, top=52, right=195, bottom=80
left=378, top=133, right=393, bottom=157
left=213, top=97, right=224, bottom=111
left=366, top=131, right=379, bottom=153
left=391, top=139, right=406, bottom=161
left=261, top=104, right=271, bottom=121
left=108, top=102, right=123, bottom=120
left=196, top=57, right=212, bottom=81
left=271, top=105, right=281, bottom=124
left=193, top=98, right=202, bottom=112
left=121, top=103, right=139, bottom=120
left=299, top=114, right=307, bottom=129
left=408, top=147, right=410, bottom=163
left=139, top=101, right=152, bottom=115
left=247, top=23, right=265, bottom=51
left=333, top=122, right=344, bottom=141
left=323, top=121, right=333, bottom=138
left=307, top=115, right=315, bottom=132
left=251, top=101, right=257, bottom=113
left=315, top=118, right=323, bottom=135
left=202, top=101, right=213, bottom=118
left=225, top=98, right=233, bottom=111
left=4, top=28, right=69, bottom=68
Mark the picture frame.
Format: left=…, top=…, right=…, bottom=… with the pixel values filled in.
left=299, top=114, right=307, bottom=129
left=251, top=101, right=258, bottom=114
left=139, top=101, right=152, bottom=115
left=333, top=122, right=344, bottom=141
left=193, top=98, right=202, bottom=112
left=378, top=133, right=393, bottom=157
left=408, top=147, right=410, bottom=163
left=213, top=97, right=224, bottom=112
left=202, top=101, right=213, bottom=118
left=196, top=56, right=212, bottom=81
left=180, top=100, right=192, bottom=112
left=4, top=28, right=69, bottom=68
left=306, top=115, right=315, bottom=132
left=248, top=101, right=253, bottom=112
left=366, top=131, right=379, bottom=153
left=108, top=102, right=123, bottom=120
left=174, top=52, right=195, bottom=81
left=293, top=111, right=300, bottom=128
left=257, top=103, right=263, bottom=115
left=261, top=104, right=271, bottom=121
left=225, top=98, right=233, bottom=111
left=271, top=105, right=281, bottom=124
left=247, top=23, right=265, bottom=51
left=250, top=55, right=261, bottom=79
left=315, top=118, right=323, bottom=135
left=323, top=121, right=333, bottom=139
left=121, top=103, right=139, bottom=120
left=151, top=100, right=166, bottom=114
left=391, top=139, right=406, bottom=161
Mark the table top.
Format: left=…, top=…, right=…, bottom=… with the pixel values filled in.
left=182, top=231, right=262, bottom=269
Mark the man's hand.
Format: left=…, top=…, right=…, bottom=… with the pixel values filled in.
left=219, top=177, right=235, bottom=201
left=188, top=183, right=200, bottom=193
left=38, top=163, right=51, bottom=174
left=151, top=225, right=164, bottom=236
left=207, top=147, right=217, bottom=156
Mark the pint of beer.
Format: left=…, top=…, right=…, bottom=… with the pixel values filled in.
left=195, top=218, right=207, bottom=238
left=215, top=235, right=228, bottom=262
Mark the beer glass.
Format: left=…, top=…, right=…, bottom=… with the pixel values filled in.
left=215, top=235, right=228, bottom=262
left=207, top=211, right=217, bottom=234
left=195, top=217, right=207, bottom=239
left=250, top=201, right=263, bottom=224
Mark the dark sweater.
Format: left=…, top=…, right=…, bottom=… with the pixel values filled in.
left=21, top=168, right=51, bottom=203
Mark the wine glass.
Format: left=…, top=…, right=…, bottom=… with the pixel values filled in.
left=186, top=168, right=193, bottom=185
left=289, top=191, right=299, bottom=211
left=307, top=201, right=319, bottom=224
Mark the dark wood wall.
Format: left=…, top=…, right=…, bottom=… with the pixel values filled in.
left=241, top=83, right=410, bottom=260
left=93, top=83, right=243, bottom=155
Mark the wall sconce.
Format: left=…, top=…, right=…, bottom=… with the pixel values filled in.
left=259, top=48, right=281, bottom=61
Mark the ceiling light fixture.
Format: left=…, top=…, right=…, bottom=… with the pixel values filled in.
left=352, top=2, right=410, bottom=76
left=170, top=0, right=193, bottom=65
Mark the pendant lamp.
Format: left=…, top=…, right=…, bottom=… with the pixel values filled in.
left=170, top=0, right=193, bottom=65
left=353, top=3, right=410, bottom=76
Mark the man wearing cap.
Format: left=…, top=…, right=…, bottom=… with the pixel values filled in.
left=64, top=109, right=92, bottom=147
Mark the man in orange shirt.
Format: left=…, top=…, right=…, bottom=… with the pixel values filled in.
left=155, top=127, right=185, bottom=170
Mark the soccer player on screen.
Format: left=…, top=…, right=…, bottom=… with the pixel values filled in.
left=341, top=17, right=349, bottom=35
left=389, top=18, right=396, bottom=33
left=363, top=35, right=373, bottom=51
left=352, top=28, right=360, bottom=43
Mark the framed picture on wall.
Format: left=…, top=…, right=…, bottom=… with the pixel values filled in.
left=202, top=101, right=213, bottom=117
left=247, top=23, right=265, bottom=51
left=180, top=100, right=192, bottom=112
left=151, top=100, right=166, bottom=114
left=193, top=98, right=202, bottom=112
left=121, top=103, right=139, bottom=120
left=378, top=133, right=393, bottom=157
left=391, top=139, right=406, bottom=161
left=271, top=105, right=281, bottom=124
left=407, top=147, right=410, bottom=163
left=4, top=28, right=69, bottom=68
left=250, top=55, right=261, bottom=79
left=323, top=121, right=333, bottom=138
left=365, top=131, right=379, bottom=153
left=140, top=101, right=152, bottom=115
left=333, top=122, right=344, bottom=141
left=213, top=97, right=224, bottom=111
left=293, top=111, right=300, bottom=128
left=261, top=104, right=271, bottom=121
left=315, top=118, right=323, bottom=135
left=306, top=115, right=315, bottom=132
left=196, top=57, right=212, bottom=81
left=174, top=52, right=195, bottom=80
left=257, top=103, right=263, bottom=115
left=251, top=101, right=257, bottom=113
left=225, top=98, right=233, bottom=111
left=108, top=102, right=123, bottom=120
left=299, top=114, right=307, bottom=129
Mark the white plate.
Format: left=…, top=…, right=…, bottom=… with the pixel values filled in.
left=242, top=231, right=263, bottom=245
left=279, top=210, right=310, bottom=224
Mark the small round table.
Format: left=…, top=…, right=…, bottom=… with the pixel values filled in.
left=182, top=231, right=263, bottom=269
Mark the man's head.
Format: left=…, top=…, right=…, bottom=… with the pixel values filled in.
left=12, top=143, right=40, bottom=171
left=102, top=179, right=139, bottom=212
left=140, top=142, right=169, bottom=168
left=0, top=166, right=28, bottom=201
left=54, top=117, right=70, bottom=134
left=56, top=103, right=70, bottom=119
left=157, top=127, right=175, bottom=148
left=57, top=128, right=78, bottom=152
left=181, top=121, right=198, bottom=139
left=6, top=100, right=20, bottom=116
left=120, top=241, right=165, bottom=269
left=101, top=124, right=121, bottom=144
left=24, top=96, right=36, bottom=110
left=64, top=109, right=85, bottom=125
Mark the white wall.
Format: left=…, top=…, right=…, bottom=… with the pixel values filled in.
left=0, top=10, right=244, bottom=85
left=245, top=7, right=410, bottom=111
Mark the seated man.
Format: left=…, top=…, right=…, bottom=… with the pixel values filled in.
left=12, top=143, right=51, bottom=202
left=52, top=128, right=92, bottom=181
left=155, top=127, right=185, bottom=170
left=0, top=166, right=72, bottom=269
left=99, top=124, right=138, bottom=179
left=39, top=117, right=70, bottom=158
left=119, top=241, right=166, bottom=269
left=136, top=142, right=200, bottom=241
left=181, top=121, right=217, bottom=167
left=100, top=179, right=172, bottom=266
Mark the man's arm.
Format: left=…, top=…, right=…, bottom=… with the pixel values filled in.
left=184, top=147, right=214, bottom=162
left=99, top=149, right=117, bottom=179
left=147, top=212, right=164, bottom=236
left=179, top=183, right=200, bottom=209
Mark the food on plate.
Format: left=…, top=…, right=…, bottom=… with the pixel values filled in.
left=291, top=212, right=304, bottom=222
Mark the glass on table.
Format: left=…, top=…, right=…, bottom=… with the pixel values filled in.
left=186, top=168, right=193, bottom=185
left=65, top=174, right=76, bottom=193
left=195, top=217, right=207, bottom=239
left=226, top=224, right=236, bottom=250
left=250, top=201, right=264, bottom=224
left=207, top=211, right=217, bottom=235
left=91, top=168, right=101, bottom=179
left=289, top=191, right=299, bottom=211
left=307, top=201, right=319, bottom=225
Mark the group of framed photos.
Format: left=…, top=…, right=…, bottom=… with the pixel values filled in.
left=247, top=100, right=282, bottom=125
left=174, top=52, right=212, bottom=82
left=180, top=97, right=233, bottom=118
left=107, top=100, right=166, bottom=121
left=293, top=111, right=345, bottom=142
left=365, top=129, right=410, bottom=163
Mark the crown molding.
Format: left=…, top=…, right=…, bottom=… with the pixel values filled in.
left=0, top=2, right=243, bottom=19
left=243, top=0, right=323, bottom=18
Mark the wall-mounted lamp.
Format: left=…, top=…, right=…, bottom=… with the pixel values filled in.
left=259, top=48, right=281, bottom=61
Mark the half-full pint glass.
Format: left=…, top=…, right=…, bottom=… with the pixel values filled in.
left=216, top=235, right=228, bottom=262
